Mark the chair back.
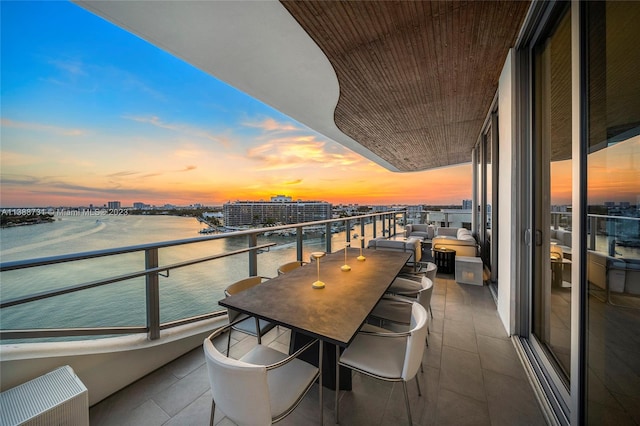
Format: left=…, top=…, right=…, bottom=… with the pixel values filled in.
left=225, top=276, right=264, bottom=323
left=416, top=277, right=434, bottom=314
left=203, top=337, right=272, bottom=425
left=424, top=262, right=437, bottom=281
left=277, top=261, right=304, bottom=275
left=401, top=302, right=429, bottom=381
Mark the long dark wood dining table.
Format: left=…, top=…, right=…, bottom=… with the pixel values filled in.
left=218, top=247, right=411, bottom=347
left=218, top=248, right=411, bottom=393
left=218, top=248, right=410, bottom=423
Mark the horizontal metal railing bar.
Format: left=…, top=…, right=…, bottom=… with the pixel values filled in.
left=0, top=211, right=405, bottom=272
left=0, top=312, right=230, bottom=341
left=0, top=326, right=148, bottom=340
left=159, top=311, right=227, bottom=330
left=0, top=243, right=276, bottom=309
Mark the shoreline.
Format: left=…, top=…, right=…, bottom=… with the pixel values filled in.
left=0, top=213, right=55, bottom=228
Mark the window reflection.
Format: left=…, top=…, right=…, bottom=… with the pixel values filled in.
left=586, top=1, right=640, bottom=423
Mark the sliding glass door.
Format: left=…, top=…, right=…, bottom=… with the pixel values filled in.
left=532, top=4, right=573, bottom=386
left=520, top=1, right=640, bottom=423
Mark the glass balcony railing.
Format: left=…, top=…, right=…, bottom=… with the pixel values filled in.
left=0, top=211, right=406, bottom=342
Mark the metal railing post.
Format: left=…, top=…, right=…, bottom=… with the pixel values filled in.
left=145, top=248, right=160, bottom=340
left=325, top=223, right=332, bottom=253
left=373, top=216, right=377, bottom=238
left=392, top=214, right=397, bottom=236
left=248, top=233, right=258, bottom=276
left=360, top=221, right=365, bottom=248
left=296, top=226, right=304, bottom=261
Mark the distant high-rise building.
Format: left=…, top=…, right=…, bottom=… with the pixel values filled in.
left=107, top=201, right=121, bottom=209
left=224, top=198, right=331, bottom=226
left=462, top=199, right=472, bottom=210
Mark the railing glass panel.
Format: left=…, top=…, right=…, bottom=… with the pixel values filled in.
left=0, top=212, right=404, bottom=342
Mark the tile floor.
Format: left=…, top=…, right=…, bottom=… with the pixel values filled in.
left=90, top=274, right=548, bottom=425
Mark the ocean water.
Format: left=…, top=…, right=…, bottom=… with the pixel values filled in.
left=0, top=215, right=380, bottom=340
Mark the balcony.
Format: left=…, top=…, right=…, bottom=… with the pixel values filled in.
left=89, top=273, right=547, bottom=425
left=1, top=212, right=548, bottom=424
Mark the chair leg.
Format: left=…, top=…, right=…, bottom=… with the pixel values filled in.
left=210, top=399, right=216, bottom=426
left=415, top=375, right=422, bottom=396
left=402, top=381, right=413, bottom=426
left=226, top=329, right=232, bottom=357
left=335, top=345, right=340, bottom=424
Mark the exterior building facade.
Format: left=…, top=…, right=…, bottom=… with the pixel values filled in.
left=223, top=196, right=331, bottom=226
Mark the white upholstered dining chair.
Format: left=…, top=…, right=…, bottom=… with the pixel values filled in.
left=335, top=302, right=429, bottom=425
left=386, top=274, right=435, bottom=319
left=372, top=276, right=433, bottom=343
left=277, top=260, right=307, bottom=275
left=224, top=276, right=276, bottom=355
left=204, top=324, right=321, bottom=425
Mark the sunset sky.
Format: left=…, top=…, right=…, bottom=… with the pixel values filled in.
left=2, top=2, right=637, bottom=209
left=0, top=1, right=471, bottom=208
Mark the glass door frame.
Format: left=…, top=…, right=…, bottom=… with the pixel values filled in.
left=473, top=100, right=499, bottom=288
left=514, top=1, right=586, bottom=424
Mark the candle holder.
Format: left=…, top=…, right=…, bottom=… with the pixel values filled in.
left=353, top=234, right=366, bottom=261
left=311, top=251, right=326, bottom=288
left=341, top=245, right=351, bottom=271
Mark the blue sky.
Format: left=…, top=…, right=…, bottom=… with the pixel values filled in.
left=1, top=1, right=472, bottom=207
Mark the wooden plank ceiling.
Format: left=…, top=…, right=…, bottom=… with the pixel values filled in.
left=281, top=1, right=531, bottom=171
